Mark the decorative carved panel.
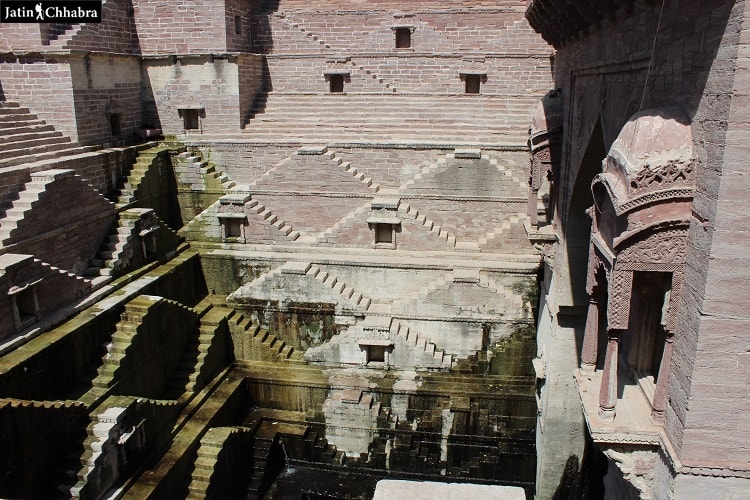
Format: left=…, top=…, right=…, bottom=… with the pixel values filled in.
left=616, top=228, right=688, bottom=266
left=607, top=269, right=633, bottom=330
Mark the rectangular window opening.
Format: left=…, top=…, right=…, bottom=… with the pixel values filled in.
left=109, top=113, right=121, bottom=137
left=367, top=345, right=386, bottom=364
left=465, top=74, right=481, bottom=94
left=182, top=109, right=200, bottom=130
left=395, top=28, right=411, bottom=49
left=375, top=223, right=393, bottom=244
left=235, top=15, right=242, bottom=35
left=329, top=74, right=345, bottom=93
left=225, top=219, right=243, bottom=238
left=16, top=287, right=38, bottom=327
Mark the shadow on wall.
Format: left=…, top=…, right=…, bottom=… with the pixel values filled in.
left=250, top=2, right=277, bottom=54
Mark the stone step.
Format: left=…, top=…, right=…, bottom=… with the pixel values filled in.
left=0, top=122, right=54, bottom=134
left=0, top=134, right=70, bottom=153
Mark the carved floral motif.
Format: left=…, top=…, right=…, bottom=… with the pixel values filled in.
left=607, top=269, right=633, bottom=330
left=628, top=159, right=694, bottom=196
left=616, top=228, right=688, bottom=265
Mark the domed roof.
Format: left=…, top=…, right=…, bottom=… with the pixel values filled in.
left=594, top=108, right=695, bottom=214
left=530, top=89, right=563, bottom=139
left=607, top=108, right=693, bottom=176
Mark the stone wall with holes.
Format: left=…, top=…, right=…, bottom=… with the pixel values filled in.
left=143, top=54, right=263, bottom=135
left=248, top=4, right=552, bottom=94
left=263, top=54, right=551, bottom=95
left=251, top=6, right=550, bottom=55
left=535, top=0, right=750, bottom=497
left=69, top=54, right=143, bottom=144
left=0, top=53, right=142, bottom=144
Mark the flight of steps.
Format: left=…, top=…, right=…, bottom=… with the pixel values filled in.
left=247, top=197, right=302, bottom=240
left=398, top=201, right=458, bottom=248
left=242, top=94, right=536, bottom=144
left=350, top=60, right=398, bottom=93
left=0, top=173, right=51, bottom=244
left=313, top=200, right=371, bottom=244
left=390, top=274, right=453, bottom=315
left=278, top=12, right=331, bottom=49
left=36, top=259, right=92, bottom=289
left=328, top=149, right=381, bottom=192
left=305, top=264, right=372, bottom=311
left=114, top=146, right=168, bottom=207
left=187, top=426, right=253, bottom=499
left=227, top=312, right=302, bottom=363
left=174, top=151, right=236, bottom=191
left=92, top=298, right=151, bottom=391
left=0, top=102, right=86, bottom=168
left=45, top=23, right=78, bottom=45
left=389, top=319, right=453, bottom=369
left=474, top=212, right=527, bottom=249
left=398, top=153, right=451, bottom=192
left=85, top=214, right=141, bottom=278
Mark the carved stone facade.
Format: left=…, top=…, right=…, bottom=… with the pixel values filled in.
left=528, top=1, right=750, bottom=498
left=527, top=88, right=563, bottom=227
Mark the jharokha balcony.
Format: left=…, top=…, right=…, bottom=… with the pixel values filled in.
left=572, top=108, right=695, bottom=451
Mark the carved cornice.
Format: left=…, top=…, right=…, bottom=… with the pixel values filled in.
left=526, top=0, right=656, bottom=48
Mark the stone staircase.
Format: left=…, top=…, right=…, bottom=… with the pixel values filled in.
left=278, top=12, right=332, bottom=49
left=85, top=213, right=142, bottom=278
left=247, top=196, right=302, bottom=240
left=250, top=147, right=379, bottom=194
left=174, top=150, right=236, bottom=191
left=166, top=302, right=233, bottom=398
left=398, top=153, right=451, bottom=192
left=92, top=297, right=153, bottom=391
left=390, top=274, right=454, bottom=315
left=0, top=175, right=51, bottom=245
left=0, top=102, right=83, bottom=168
left=305, top=264, right=372, bottom=311
left=328, top=149, right=381, bottom=192
left=474, top=212, right=527, bottom=249
left=186, top=426, right=253, bottom=499
left=227, top=311, right=302, bottom=363
left=114, top=146, right=168, bottom=207
left=487, top=155, right=531, bottom=193
left=45, top=23, right=78, bottom=45
left=36, top=259, right=92, bottom=289
left=398, top=201, right=458, bottom=248
left=242, top=93, right=537, bottom=144
left=313, top=200, right=371, bottom=244
left=389, top=318, right=453, bottom=369
left=86, top=211, right=183, bottom=281
left=350, top=59, right=398, bottom=93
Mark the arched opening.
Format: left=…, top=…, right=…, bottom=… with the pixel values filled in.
left=565, top=120, right=606, bottom=306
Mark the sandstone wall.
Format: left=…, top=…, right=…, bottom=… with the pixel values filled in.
left=56, top=0, right=138, bottom=53
left=0, top=56, right=78, bottom=140
left=143, top=54, right=263, bottom=135
left=133, top=0, right=253, bottom=55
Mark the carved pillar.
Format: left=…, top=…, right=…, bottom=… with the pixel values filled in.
left=581, top=294, right=600, bottom=372
left=651, top=331, right=674, bottom=422
left=598, top=329, right=620, bottom=422
left=528, top=183, right=539, bottom=227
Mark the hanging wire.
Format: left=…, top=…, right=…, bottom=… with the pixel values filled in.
left=592, top=0, right=667, bottom=215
